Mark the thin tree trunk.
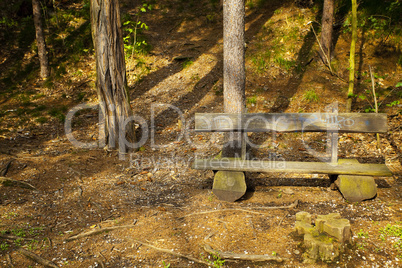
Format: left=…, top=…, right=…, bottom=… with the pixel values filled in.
left=90, top=0, right=135, bottom=154
left=32, top=0, right=50, bottom=79
left=346, top=0, right=357, bottom=112
left=222, top=0, right=246, bottom=157
left=319, top=0, right=335, bottom=65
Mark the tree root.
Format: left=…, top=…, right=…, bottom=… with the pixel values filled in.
left=6, top=253, right=14, bottom=268
left=203, top=244, right=285, bottom=263
left=182, top=200, right=298, bottom=218
left=0, top=177, right=38, bottom=191
left=17, top=248, right=59, bottom=268
left=0, top=160, right=13, bottom=176
left=65, top=223, right=137, bottom=242
left=127, top=238, right=210, bottom=266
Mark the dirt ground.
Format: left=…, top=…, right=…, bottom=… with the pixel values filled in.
left=1, top=0, right=402, bottom=267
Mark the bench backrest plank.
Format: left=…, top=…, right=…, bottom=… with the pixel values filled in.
left=195, top=113, right=387, bottom=133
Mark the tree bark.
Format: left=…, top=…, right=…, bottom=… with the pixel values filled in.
left=346, top=0, right=357, bottom=112
left=32, top=0, right=50, bottom=79
left=90, top=0, right=135, bottom=154
left=319, top=0, right=334, bottom=65
left=222, top=0, right=246, bottom=157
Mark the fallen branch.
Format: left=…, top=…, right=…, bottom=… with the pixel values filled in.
left=0, top=160, right=13, bottom=176
left=309, top=23, right=347, bottom=83
left=182, top=200, right=298, bottom=218
left=128, top=238, right=210, bottom=266
left=0, top=177, right=38, bottom=191
left=6, top=253, right=14, bottom=268
left=65, top=223, right=137, bottom=242
left=369, top=65, right=381, bottom=151
left=17, top=248, right=59, bottom=268
left=203, top=244, right=284, bottom=263
left=0, top=234, right=35, bottom=241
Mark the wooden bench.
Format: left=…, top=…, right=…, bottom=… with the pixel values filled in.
left=192, top=112, right=392, bottom=201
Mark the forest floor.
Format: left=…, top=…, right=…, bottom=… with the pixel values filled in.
left=0, top=0, right=402, bottom=267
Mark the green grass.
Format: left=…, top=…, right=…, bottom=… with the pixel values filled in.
left=247, top=96, right=257, bottom=105
left=182, top=59, right=194, bottom=69
left=275, top=57, right=296, bottom=71
left=0, top=242, right=9, bottom=251
left=303, top=90, right=319, bottom=102
left=379, top=223, right=402, bottom=256
left=48, top=106, right=68, bottom=122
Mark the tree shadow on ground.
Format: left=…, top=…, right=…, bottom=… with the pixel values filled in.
left=149, top=0, right=290, bottom=131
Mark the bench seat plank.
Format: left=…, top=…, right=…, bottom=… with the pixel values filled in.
left=195, top=113, right=387, bottom=133
left=193, top=159, right=392, bottom=176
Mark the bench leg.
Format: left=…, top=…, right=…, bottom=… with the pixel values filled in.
left=333, top=159, right=377, bottom=202
left=329, top=174, right=338, bottom=190
left=212, top=171, right=247, bottom=202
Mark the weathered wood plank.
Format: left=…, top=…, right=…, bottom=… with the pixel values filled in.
left=195, top=113, right=387, bottom=133
left=193, top=159, right=392, bottom=176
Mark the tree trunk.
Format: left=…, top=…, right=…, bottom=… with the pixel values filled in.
left=222, top=0, right=246, bottom=157
left=32, top=0, right=50, bottom=79
left=90, top=0, right=135, bottom=154
left=346, top=0, right=357, bottom=112
left=319, top=0, right=334, bottom=65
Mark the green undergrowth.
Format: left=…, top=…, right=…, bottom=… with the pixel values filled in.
left=0, top=213, right=47, bottom=252
left=379, top=222, right=402, bottom=257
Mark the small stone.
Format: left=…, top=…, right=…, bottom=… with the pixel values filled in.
left=296, top=211, right=312, bottom=223
left=294, top=250, right=300, bottom=254
left=295, top=221, right=314, bottom=235
left=283, top=188, right=294, bottom=195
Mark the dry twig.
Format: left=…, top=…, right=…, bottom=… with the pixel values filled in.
left=203, top=244, right=284, bottom=262
left=6, top=253, right=14, bottom=268
left=127, top=238, right=210, bottom=265
left=65, top=223, right=137, bottom=242
left=17, top=248, right=59, bottom=268
left=182, top=200, right=298, bottom=218
left=369, top=65, right=382, bottom=151
left=0, top=160, right=13, bottom=176
left=0, top=177, right=38, bottom=191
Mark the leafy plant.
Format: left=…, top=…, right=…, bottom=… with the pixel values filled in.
left=12, top=228, right=26, bottom=237
left=202, top=252, right=225, bottom=268
left=379, top=223, right=402, bottom=252
left=357, top=229, right=369, bottom=238
left=123, top=3, right=152, bottom=56
left=27, top=239, right=39, bottom=250
left=364, top=107, right=376, bottom=113
left=162, top=261, right=171, bottom=268
left=182, top=59, right=193, bottom=69
left=14, top=237, right=24, bottom=246
left=247, top=96, right=257, bottom=105
left=303, top=90, right=319, bottom=102
left=0, top=242, right=9, bottom=251
left=387, top=100, right=400, bottom=107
